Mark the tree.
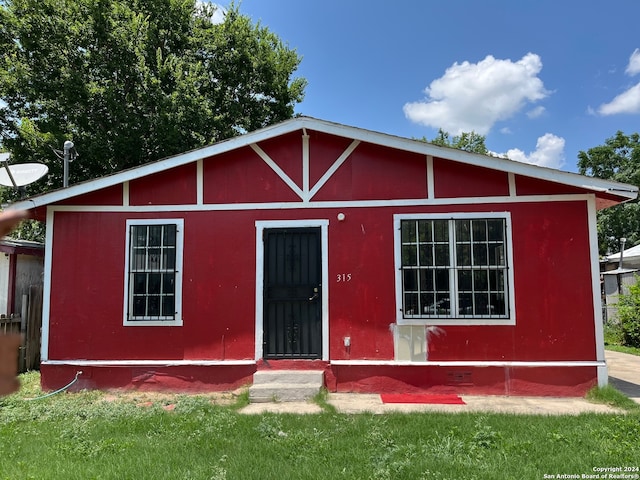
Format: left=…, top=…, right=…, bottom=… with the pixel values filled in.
left=0, top=0, right=306, bottom=201
left=578, top=131, right=640, bottom=255
left=421, top=129, right=488, bottom=155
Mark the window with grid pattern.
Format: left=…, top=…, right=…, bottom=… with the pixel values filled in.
left=399, top=215, right=510, bottom=321
left=124, top=220, right=183, bottom=325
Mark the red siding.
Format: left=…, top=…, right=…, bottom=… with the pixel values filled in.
left=433, top=157, right=510, bottom=198
left=257, top=131, right=304, bottom=188
left=516, top=174, right=591, bottom=196
left=308, top=130, right=355, bottom=187
left=129, top=163, right=197, bottom=205
left=57, top=184, right=123, bottom=206
left=203, top=147, right=301, bottom=203
left=47, top=200, right=596, bottom=366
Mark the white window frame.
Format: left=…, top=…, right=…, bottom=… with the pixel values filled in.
left=123, top=218, right=184, bottom=326
left=394, top=212, right=515, bottom=326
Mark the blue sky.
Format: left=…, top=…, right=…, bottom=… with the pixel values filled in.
left=213, top=0, right=640, bottom=173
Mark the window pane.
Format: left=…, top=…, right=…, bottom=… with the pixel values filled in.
left=456, top=244, right=471, bottom=266
left=472, top=220, right=487, bottom=241
left=401, top=220, right=416, bottom=242
left=458, top=292, right=472, bottom=315
left=404, top=293, right=418, bottom=315
left=148, top=248, right=161, bottom=270
left=133, top=297, right=146, bottom=317
left=402, top=245, right=417, bottom=266
left=133, top=273, right=147, bottom=294
left=419, top=245, right=433, bottom=266
left=455, top=220, right=471, bottom=242
left=164, top=248, right=176, bottom=270
left=403, top=270, right=417, bottom=290
left=487, top=219, right=504, bottom=241
left=417, top=220, right=431, bottom=242
left=420, top=292, right=435, bottom=314
left=148, top=274, right=162, bottom=294
left=489, top=270, right=504, bottom=291
left=488, top=244, right=505, bottom=266
left=162, top=295, right=175, bottom=317
left=474, top=293, right=490, bottom=315
left=473, top=244, right=488, bottom=265
left=419, top=270, right=433, bottom=291
left=433, top=220, right=448, bottom=242
left=163, top=225, right=177, bottom=246
left=473, top=270, right=488, bottom=290
left=435, top=269, right=449, bottom=290
left=458, top=270, right=472, bottom=290
left=132, top=226, right=147, bottom=247
left=435, top=293, right=450, bottom=315
left=490, top=293, right=506, bottom=315
left=148, top=226, right=163, bottom=246
left=163, top=273, right=175, bottom=294
left=434, top=245, right=449, bottom=266
left=131, top=250, right=146, bottom=270
left=147, top=296, right=160, bottom=316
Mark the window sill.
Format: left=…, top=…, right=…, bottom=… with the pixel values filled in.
left=123, top=319, right=183, bottom=327
left=397, top=317, right=515, bottom=326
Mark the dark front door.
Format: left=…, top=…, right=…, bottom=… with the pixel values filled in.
left=263, top=227, right=322, bottom=359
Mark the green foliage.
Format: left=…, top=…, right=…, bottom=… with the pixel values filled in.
left=578, top=131, right=640, bottom=254
left=0, top=0, right=306, bottom=204
left=422, top=128, right=489, bottom=155
left=616, top=276, right=640, bottom=348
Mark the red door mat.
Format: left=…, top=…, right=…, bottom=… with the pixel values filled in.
left=380, top=394, right=466, bottom=405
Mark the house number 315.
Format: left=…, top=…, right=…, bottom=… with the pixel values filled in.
left=336, top=273, right=352, bottom=282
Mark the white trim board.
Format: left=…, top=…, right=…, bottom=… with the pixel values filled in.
left=42, top=359, right=255, bottom=367
left=41, top=192, right=598, bottom=214
left=330, top=360, right=605, bottom=367
left=10, top=117, right=637, bottom=211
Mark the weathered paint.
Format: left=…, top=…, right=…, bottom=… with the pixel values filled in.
left=25, top=120, right=635, bottom=396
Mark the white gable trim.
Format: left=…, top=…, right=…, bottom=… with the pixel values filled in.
left=10, top=117, right=637, bottom=211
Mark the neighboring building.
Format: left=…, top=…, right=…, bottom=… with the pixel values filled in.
left=0, top=238, right=44, bottom=316
left=11, top=117, right=638, bottom=396
left=602, top=244, right=640, bottom=322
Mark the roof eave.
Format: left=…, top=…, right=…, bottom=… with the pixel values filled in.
left=7, top=117, right=639, bottom=210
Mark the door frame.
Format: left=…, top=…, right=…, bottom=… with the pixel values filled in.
left=255, top=219, right=329, bottom=361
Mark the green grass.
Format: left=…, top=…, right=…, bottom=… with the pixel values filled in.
left=1, top=372, right=639, bottom=480
left=586, top=385, right=640, bottom=412
left=604, top=322, right=640, bottom=356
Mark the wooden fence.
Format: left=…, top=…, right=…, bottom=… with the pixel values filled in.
left=0, top=284, right=43, bottom=372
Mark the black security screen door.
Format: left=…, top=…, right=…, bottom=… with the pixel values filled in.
left=263, top=227, right=322, bottom=359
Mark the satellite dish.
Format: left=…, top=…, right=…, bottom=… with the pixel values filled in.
left=0, top=163, right=49, bottom=187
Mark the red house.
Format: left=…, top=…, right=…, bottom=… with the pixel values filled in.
left=12, top=117, right=638, bottom=396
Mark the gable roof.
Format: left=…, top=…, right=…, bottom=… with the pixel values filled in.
left=8, top=116, right=638, bottom=211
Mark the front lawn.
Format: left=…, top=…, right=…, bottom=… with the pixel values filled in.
left=0, top=372, right=638, bottom=480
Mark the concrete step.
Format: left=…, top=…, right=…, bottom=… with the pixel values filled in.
left=249, top=383, right=322, bottom=403
left=252, top=370, right=324, bottom=385
left=249, top=370, right=325, bottom=403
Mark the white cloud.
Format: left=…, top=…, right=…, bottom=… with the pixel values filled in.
left=403, top=53, right=549, bottom=135
left=596, top=49, right=640, bottom=116
left=496, top=133, right=566, bottom=169
left=626, top=48, right=640, bottom=76
left=527, top=105, right=546, bottom=119
left=196, top=1, right=226, bottom=24
left=598, top=82, right=640, bottom=115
